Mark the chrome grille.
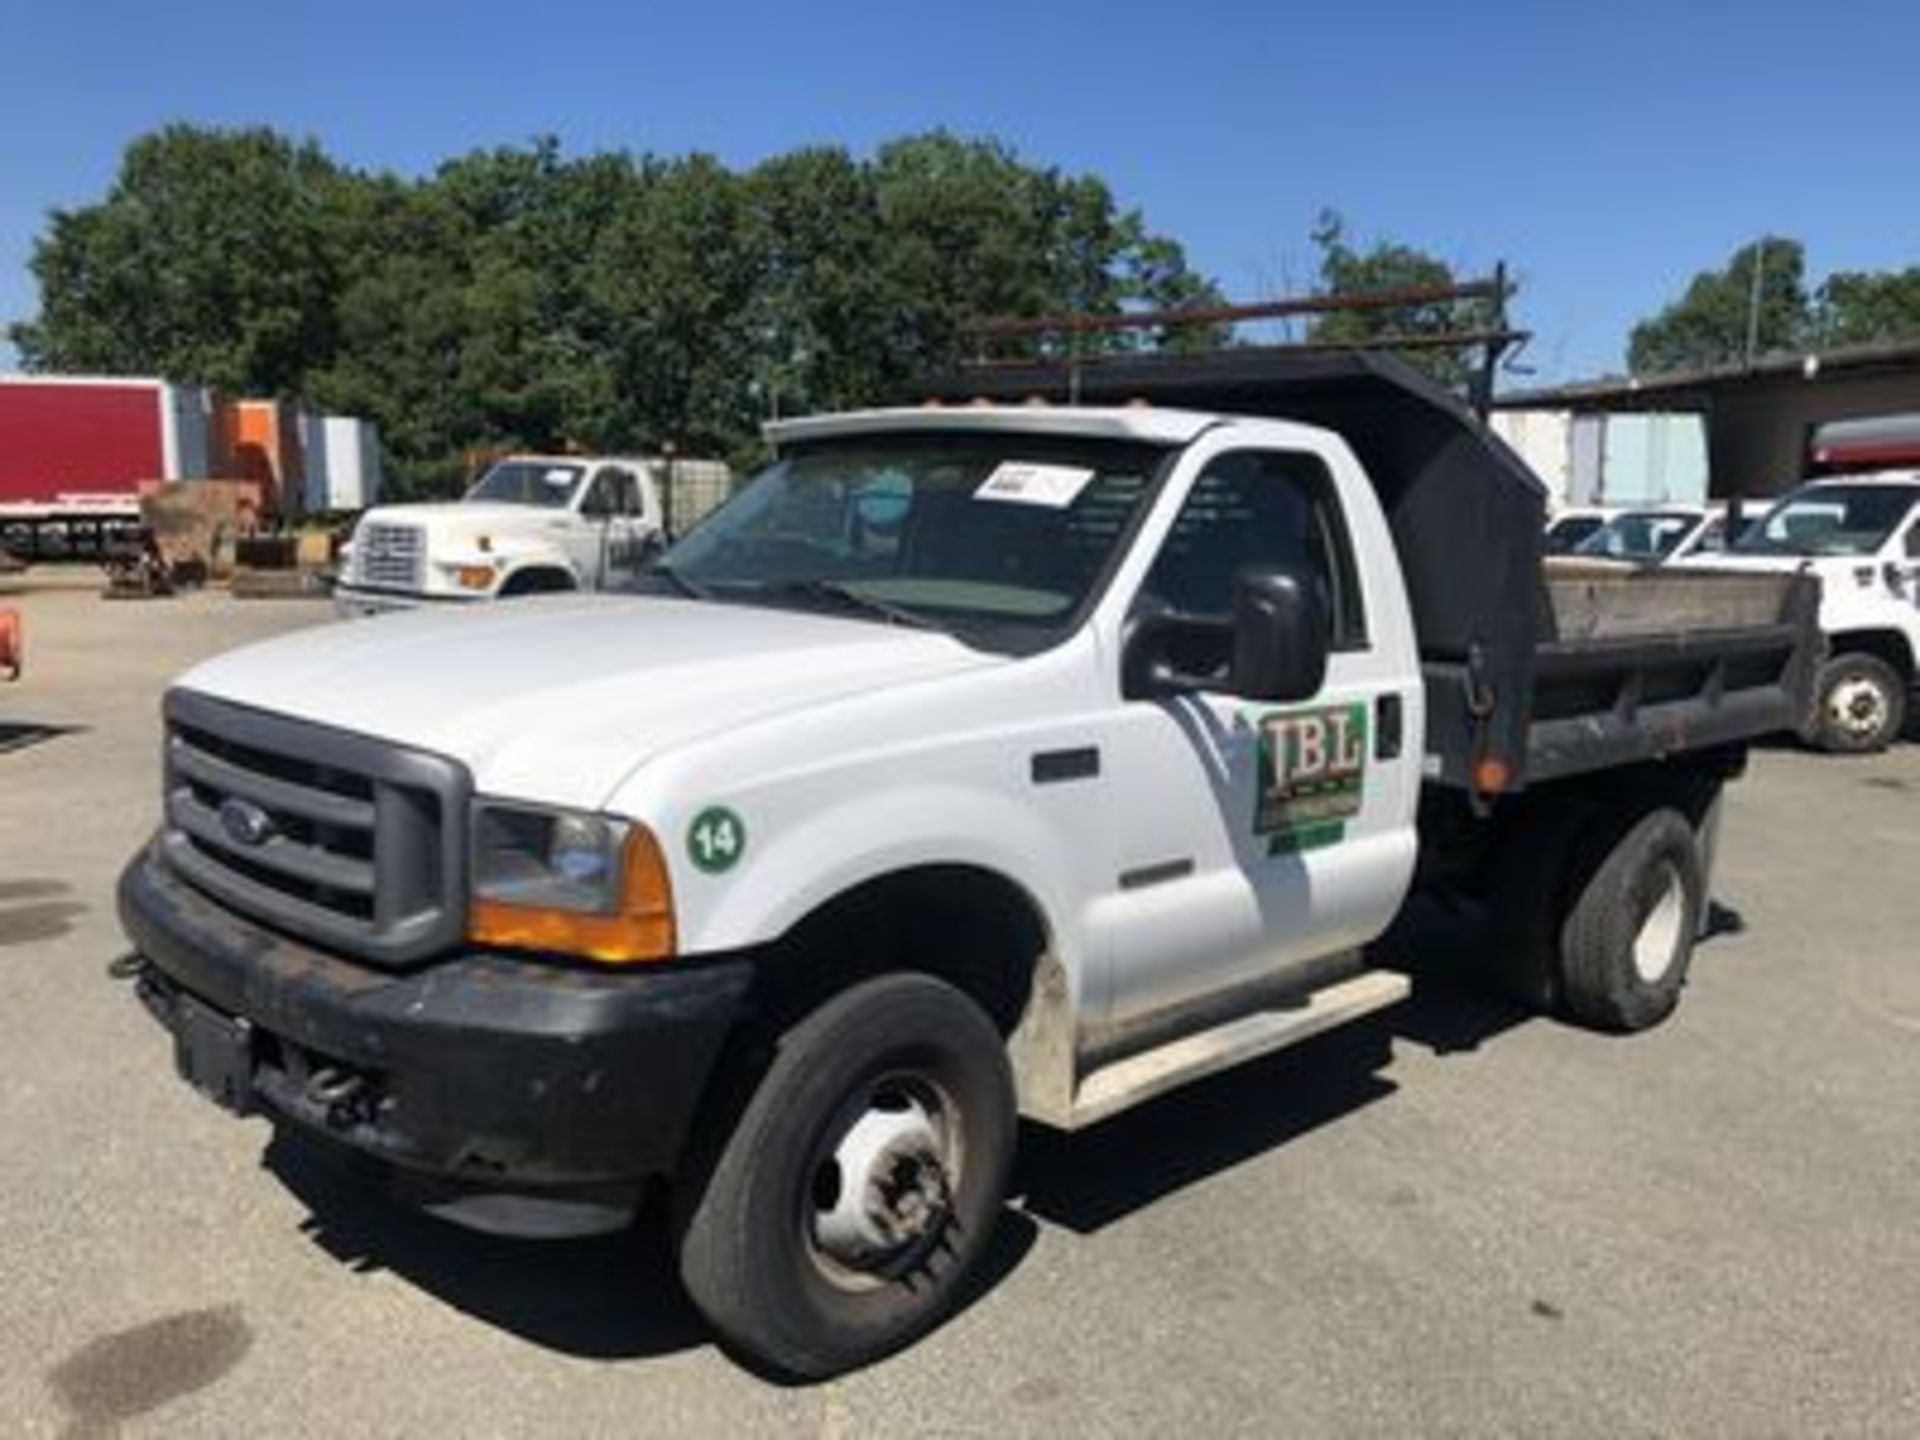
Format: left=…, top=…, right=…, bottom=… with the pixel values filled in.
left=354, top=522, right=424, bottom=590
left=160, top=690, right=470, bottom=965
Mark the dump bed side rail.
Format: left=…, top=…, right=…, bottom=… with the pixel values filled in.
left=1424, top=574, right=1820, bottom=793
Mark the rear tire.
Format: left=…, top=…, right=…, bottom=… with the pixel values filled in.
left=675, top=974, right=1015, bottom=1380
left=1809, top=653, right=1906, bottom=754
left=1557, top=806, right=1704, bottom=1032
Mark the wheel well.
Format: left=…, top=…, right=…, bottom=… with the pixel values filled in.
left=499, top=565, right=577, bottom=596
left=1828, top=629, right=1915, bottom=681
left=753, top=866, right=1050, bottom=1037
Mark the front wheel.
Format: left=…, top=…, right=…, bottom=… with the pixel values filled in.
left=1809, top=653, right=1907, bottom=754
left=675, top=974, right=1016, bottom=1379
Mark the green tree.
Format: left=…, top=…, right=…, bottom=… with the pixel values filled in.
left=1626, top=237, right=1808, bottom=375
left=13, top=124, right=1223, bottom=492
left=12, top=125, right=343, bottom=394
left=1815, top=266, right=1920, bottom=349
left=1304, top=211, right=1499, bottom=386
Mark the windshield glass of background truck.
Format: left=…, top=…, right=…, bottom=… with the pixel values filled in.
left=1733, top=485, right=1920, bottom=556
left=1544, top=514, right=1606, bottom=553
left=466, top=462, right=586, bottom=508
left=1575, top=511, right=1698, bottom=560
left=659, top=434, right=1166, bottom=650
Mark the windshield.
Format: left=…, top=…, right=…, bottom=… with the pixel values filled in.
left=650, top=433, right=1168, bottom=653
left=1732, top=484, right=1920, bottom=556
left=1543, top=514, right=1606, bottom=554
left=1574, top=510, right=1701, bottom=561
left=465, top=460, right=586, bottom=508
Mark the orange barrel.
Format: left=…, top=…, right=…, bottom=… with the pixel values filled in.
left=0, top=607, right=20, bottom=680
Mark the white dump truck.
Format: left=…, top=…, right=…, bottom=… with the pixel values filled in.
left=334, top=454, right=666, bottom=615
left=1689, top=471, right=1920, bottom=752
left=117, top=353, right=1816, bottom=1377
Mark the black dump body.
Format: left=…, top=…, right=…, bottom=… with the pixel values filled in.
left=927, top=350, right=1818, bottom=795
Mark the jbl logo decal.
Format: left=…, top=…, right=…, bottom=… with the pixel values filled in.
left=1253, top=702, right=1369, bottom=848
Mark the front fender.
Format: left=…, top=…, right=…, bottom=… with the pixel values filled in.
left=680, top=780, right=1081, bottom=978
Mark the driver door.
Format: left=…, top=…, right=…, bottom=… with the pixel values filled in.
left=571, top=466, right=637, bottom=588
left=1096, top=444, right=1423, bottom=1032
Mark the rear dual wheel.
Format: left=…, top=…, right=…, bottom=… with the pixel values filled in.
left=1491, top=798, right=1707, bottom=1033
left=675, top=974, right=1015, bottom=1380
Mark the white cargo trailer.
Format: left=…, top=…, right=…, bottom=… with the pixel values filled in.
left=300, top=415, right=384, bottom=513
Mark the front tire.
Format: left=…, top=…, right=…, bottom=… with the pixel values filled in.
left=1809, top=653, right=1906, bottom=754
left=675, top=974, right=1016, bottom=1379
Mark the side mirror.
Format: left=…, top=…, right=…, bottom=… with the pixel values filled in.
left=1123, top=565, right=1330, bottom=702
left=1230, top=567, right=1330, bottom=701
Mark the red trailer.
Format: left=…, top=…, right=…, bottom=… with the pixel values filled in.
left=1808, top=413, right=1920, bottom=474
left=0, top=375, right=213, bottom=561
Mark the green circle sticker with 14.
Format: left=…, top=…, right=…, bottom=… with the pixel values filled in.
left=687, top=806, right=746, bottom=873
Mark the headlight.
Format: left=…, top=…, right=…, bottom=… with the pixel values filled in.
left=468, top=803, right=676, bottom=963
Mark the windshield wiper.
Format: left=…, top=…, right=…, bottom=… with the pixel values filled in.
left=766, top=579, right=939, bottom=631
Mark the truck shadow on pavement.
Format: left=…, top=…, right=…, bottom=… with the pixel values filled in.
left=262, top=1131, right=1038, bottom=1368
left=262, top=886, right=1728, bottom=1363
left=264, top=1133, right=709, bottom=1360
left=1018, top=883, right=1701, bottom=1235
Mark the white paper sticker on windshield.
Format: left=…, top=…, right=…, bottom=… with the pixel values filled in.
left=975, top=462, right=1096, bottom=508
left=543, top=467, right=575, bottom=487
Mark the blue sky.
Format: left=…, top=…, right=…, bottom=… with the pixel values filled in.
left=3, top=0, right=1916, bottom=382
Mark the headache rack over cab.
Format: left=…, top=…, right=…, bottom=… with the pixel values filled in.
left=928, top=349, right=1820, bottom=796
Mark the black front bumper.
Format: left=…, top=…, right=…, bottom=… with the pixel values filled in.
left=119, top=845, right=752, bottom=1230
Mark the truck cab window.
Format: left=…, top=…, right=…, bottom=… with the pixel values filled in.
left=1139, top=450, right=1366, bottom=649
left=581, top=468, right=624, bottom=518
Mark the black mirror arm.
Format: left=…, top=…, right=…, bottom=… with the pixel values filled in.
left=1121, top=611, right=1233, bottom=699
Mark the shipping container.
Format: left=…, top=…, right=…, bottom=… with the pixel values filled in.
left=0, top=375, right=213, bottom=506
left=300, top=415, right=384, bottom=512
left=1489, top=409, right=1573, bottom=490
left=1491, top=406, right=1707, bottom=507
left=213, top=399, right=304, bottom=516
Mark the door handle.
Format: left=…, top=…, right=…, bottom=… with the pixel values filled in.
left=1376, top=694, right=1403, bottom=760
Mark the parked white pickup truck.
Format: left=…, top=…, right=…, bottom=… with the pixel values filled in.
left=116, top=353, right=1816, bottom=1378
left=334, top=454, right=665, bottom=615
left=1689, top=471, right=1920, bottom=752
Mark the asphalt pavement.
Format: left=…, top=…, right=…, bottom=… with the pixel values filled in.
left=3, top=572, right=1917, bottom=1437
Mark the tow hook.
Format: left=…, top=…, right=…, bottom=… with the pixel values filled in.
left=306, top=1065, right=375, bottom=1127
left=106, top=952, right=150, bottom=982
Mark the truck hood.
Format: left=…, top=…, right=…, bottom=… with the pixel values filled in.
left=176, top=596, right=999, bottom=809
left=355, top=501, right=571, bottom=541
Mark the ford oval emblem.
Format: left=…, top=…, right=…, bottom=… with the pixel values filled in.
left=218, top=797, right=275, bottom=848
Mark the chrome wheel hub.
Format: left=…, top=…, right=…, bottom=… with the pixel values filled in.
left=1829, top=677, right=1889, bottom=737
left=810, top=1084, right=954, bottom=1282
left=1633, top=860, right=1686, bottom=983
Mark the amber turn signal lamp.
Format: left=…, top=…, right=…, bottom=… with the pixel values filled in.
left=1473, top=756, right=1512, bottom=795
left=469, top=827, right=677, bottom=964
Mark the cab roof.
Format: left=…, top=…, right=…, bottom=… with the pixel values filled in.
left=764, top=404, right=1226, bottom=448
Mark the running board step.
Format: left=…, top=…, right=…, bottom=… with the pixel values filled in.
left=1067, top=970, right=1410, bottom=1128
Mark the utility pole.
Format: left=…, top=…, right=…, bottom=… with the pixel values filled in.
left=1744, top=240, right=1767, bottom=368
